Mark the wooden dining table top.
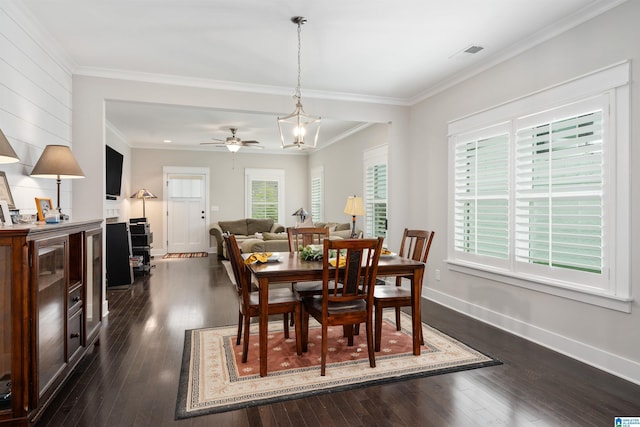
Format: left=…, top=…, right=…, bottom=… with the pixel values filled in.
left=246, top=251, right=425, bottom=279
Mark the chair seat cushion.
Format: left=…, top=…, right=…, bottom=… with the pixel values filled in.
left=293, top=281, right=342, bottom=295
left=249, top=287, right=298, bottom=306
left=303, top=295, right=367, bottom=314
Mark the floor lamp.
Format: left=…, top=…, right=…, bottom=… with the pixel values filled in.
left=31, top=145, right=85, bottom=220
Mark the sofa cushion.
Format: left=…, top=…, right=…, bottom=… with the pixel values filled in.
left=246, top=218, right=274, bottom=235
left=335, top=222, right=352, bottom=231
left=331, top=229, right=353, bottom=239
left=219, top=219, right=248, bottom=235
left=263, top=232, right=288, bottom=241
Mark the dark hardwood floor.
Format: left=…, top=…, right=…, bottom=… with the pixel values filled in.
left=36, top=256, right=640, bottom=426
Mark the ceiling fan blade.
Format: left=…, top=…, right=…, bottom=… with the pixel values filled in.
left=200, top=141, right=226, bottom=145
left=240, top=140, right=260, bottom=145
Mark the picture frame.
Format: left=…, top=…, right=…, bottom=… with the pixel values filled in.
left=0, top=200, right=10, bottom=225
left=0, top=171, right=15, bottom=209
left=35, top=197, right=53, bottom=222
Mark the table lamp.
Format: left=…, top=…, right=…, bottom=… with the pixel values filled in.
left=0, top=129, right=19, bottom=163
left=130, top=188, right=157, bottom=218
left=291, top=207, right=308, bottom=223
left=31, top=144, right=85, bottom=219
left=343, top=195, right=364, bottom=238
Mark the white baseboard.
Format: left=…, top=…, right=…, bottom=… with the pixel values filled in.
left=424, top=288, right=640, bottom=385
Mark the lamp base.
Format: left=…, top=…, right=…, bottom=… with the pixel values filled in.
left=351, top=215, right=358, bottom=239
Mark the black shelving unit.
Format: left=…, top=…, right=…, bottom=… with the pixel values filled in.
left=130, top=218, right=153, bottom=275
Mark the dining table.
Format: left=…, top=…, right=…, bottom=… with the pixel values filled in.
left=245, top=251, right=426, bottom=377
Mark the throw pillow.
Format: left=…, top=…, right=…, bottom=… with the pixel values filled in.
left=263, top=232, right=288, bottom=240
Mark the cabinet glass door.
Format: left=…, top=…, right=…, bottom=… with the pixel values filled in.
left=0, top=245, right=11, bottom=411
left=85, top=230, right=102, bottom=340
left=37, top=240, right=67, bottom=396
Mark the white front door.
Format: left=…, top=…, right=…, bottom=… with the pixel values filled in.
left=165, top=168, right=208, bottom=253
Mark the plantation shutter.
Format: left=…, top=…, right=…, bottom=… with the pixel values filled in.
left=454, top=131, right=510, bottom=259
left=251, top=180, right=279, bottom=220
left=245, top=169, right=285, bottom=223
left=515, top=109, right=603, bottom=274
left=311, top=169, right=323, bottom=222
left=363, top=146, right=388, bottom=238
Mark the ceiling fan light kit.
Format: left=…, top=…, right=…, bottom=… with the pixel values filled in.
left=278, top=16, right=321, bottom=150
left=200, top=127, right=262, bottom=152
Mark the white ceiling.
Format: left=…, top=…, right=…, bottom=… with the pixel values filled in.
left=18, top=0, right=621, bottom=152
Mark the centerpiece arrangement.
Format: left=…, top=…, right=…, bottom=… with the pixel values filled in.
left=300, top=244, right=323, bottom=261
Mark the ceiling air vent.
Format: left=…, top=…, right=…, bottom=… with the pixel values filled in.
left=464, top=45, right=484, bottom=54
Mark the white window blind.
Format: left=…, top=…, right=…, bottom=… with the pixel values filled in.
left=364, top=146, right=388, bottom=238
left=310, top=167, right=323, bottom=222
left=515, top=107, right=603, bottom=276
left=454, top=130, right=510, bottom=260
left=245, top=169, right=284, bottom=223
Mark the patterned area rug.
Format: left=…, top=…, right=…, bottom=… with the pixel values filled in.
left=175, top=311, right=501, bottom=419
left=163, top=252, right=208, bottom=259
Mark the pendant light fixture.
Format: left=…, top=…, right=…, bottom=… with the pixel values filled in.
left=277, top=16, right=321, bottom=150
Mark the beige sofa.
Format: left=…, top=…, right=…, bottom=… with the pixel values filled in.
left=211, top=219, right=362, bottom=258
left=210, top=218, right=285, bottom=258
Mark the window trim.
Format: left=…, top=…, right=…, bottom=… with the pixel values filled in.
left=244, top=168, right=285, bottom=223
left=447, top=61, right=631, bottom=312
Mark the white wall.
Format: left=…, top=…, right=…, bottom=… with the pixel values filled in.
left=0, top=4, right=75, bottom=217
left=410, top=0, right=640, bottom=383
left=130, top=147, right=308, bottom=253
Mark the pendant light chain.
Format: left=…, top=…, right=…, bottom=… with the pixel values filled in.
left=295, top=19, right=302, bottom=101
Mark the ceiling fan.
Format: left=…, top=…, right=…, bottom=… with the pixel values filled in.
left=200, top=127, right=263, bottom=152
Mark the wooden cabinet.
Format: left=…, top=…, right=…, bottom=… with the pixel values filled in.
left=0, top=220, right=102, bottom=426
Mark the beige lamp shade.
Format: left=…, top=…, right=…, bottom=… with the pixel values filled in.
left=31, top=145, right=85, bottom=179
left=343, top=196, right=364, bottom=216
left=0, top=129, right=19, bottom=163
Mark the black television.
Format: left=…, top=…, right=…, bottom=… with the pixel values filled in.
left=105, top=145, right=124, bottom=200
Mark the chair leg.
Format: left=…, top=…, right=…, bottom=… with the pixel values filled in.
left=395, top=307, right=402, bottom=331
left=283, top=313, right=290, bottom=339
left=320, top=323, right=328, bottom=376
left=301, top=309, right=310, bottom=353
left=236, top=311, right=243, bottom=345
left=366, top=317, right=376, bottom=368
left=295, top=304, right=302, bottom=356
left=346, top=324, right=354, bottom=347
left=375, top=304, right=383, bottom=352
left=242, top=314, right=251, bottom=363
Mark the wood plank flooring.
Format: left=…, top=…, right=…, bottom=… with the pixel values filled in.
left=35, top=256, right=640, bottom=426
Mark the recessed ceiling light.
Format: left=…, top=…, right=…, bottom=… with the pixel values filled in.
left=163, top=139, right=172, bottom=143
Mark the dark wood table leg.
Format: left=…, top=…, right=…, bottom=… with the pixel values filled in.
left=259, top=277, right=269, bottom=377
left=412, top=266, right=425, bottom=356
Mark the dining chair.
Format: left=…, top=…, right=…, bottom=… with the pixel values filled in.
left=373, top=228, right=434, bottom=351
left=223, top=234, right=301, bottom=362
left=300, top=237, right=384, bottom=376
left=287, top=226, right=331, bottom=297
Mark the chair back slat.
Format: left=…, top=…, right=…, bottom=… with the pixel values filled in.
left=287, top=227, right=330, bottom=252
left=323, top=238, right=383, bottom=304
left=398, top=229, right=435, bottom=263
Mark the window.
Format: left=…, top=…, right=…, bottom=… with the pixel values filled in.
left=245, top=169, right=284, bottom=223
left=448, top=62, right=630, bottom=311
left=364, top=146, right=388, bottom=238
left=310, top=166, right=323, bottom=222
